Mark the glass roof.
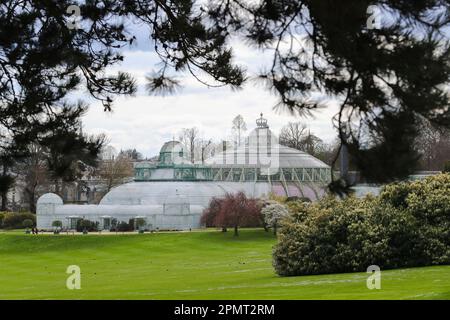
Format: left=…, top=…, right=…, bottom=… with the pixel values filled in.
left=205, top=129, right=329, bottom=169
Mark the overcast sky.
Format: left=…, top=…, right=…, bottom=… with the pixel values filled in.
left=81, top=27, right=340, bottom=158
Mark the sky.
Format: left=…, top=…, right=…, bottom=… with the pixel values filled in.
left=81, top=27, right=340, bottom=158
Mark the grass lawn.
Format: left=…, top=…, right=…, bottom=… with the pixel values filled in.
left=0, top=229, right=449, bottom=300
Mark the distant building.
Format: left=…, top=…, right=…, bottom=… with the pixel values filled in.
left=36, top=115, right=331, bottom=231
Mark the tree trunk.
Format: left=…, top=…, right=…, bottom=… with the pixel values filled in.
left=1, top=165, right=8, bottom=211
left=234, top=225, right=239, bottom=236
left=0, top=192, right=6, bottom=211
left=25, top=186, right=37, bottom=213
left=273, top=224, right=277, bottom=236
left=29, top=198, right=36, bottom=213
left=54, top=179, right=60, bottom=196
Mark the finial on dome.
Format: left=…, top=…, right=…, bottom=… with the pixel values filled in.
left=256, top=113, right=269, bottom=129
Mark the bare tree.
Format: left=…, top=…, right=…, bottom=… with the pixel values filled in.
left=179, top=127, right=199, bottom=163
left=97, top=154, right=134, bottom=193
left=101, top=145, right=118, bottom=161
left=232, top=115, right=247, bottom=146
left=15, top=144, right=49, bottom=213
left=196, top=139, right=213, bottom=164
left=119, top=148, right=143, bottom=161
left=302, top=132, right=324, bottom=156
left=279, top=122, right=307, bottom=150
left=280, top=122, right=332, bottom=161
left=314, top=139, right=341, bottom=168
left=415, top=119, right=450, bottom=171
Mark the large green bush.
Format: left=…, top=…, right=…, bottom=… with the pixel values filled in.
left=273, top=173, right=450, bottom=276
left=1, top=212, right=36, bottom=229
left=382, top=174, right=450, bottom=265
left=22, top=219, right=34, bottom=228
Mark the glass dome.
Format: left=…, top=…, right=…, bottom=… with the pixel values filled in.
left=160, top=140, right=184, bottom=153
left=99, top=181, right=239, bottom=206
left=158, top=140, right=190, bottom=166
left=205, top=126, right=329, bottom=169
left=36, top=193, right=63, bottom=205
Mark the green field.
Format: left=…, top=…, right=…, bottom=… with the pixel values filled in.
left=0, top=229, right=449, bottom=300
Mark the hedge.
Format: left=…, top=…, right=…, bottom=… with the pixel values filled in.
left=273, top=173, right=450, bottom=276
left=1, top=212, right=36, bottom=229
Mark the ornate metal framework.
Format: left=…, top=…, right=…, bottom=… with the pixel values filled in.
left=134, top=115, right=332, bottom=195
left=135, top=163, right=331, bottom=183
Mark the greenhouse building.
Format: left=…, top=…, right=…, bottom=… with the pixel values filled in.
left=37, top=115, right=331, bottom=231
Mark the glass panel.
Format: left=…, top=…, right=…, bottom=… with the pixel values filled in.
left=245, top=168, right=256, bottom=181
left=70, top=218, right=78, bottom=229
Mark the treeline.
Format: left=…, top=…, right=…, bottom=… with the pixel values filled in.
left=0, top=137, right=140, bottom=212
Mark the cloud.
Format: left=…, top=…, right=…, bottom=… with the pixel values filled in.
left=82, top=48, right=340, bottom=158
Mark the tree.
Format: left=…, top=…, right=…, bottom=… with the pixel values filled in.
left=97, top=152, right=134, bottom=193
left=14, top=144, right=49, bottom=213
left=228, top=0, right=449, bottom=185
left=135, top=218, right=147, bottom=231
left=10, top=131, right=105, bottom=210
left=119, top=149, right=143, bottom=161
left=232, top=115, right=247, bottom=146
left=22, top=218, right=34, bottom=229
left=0, top=162, right=14, bottom=211
left=194, top=0, right=450, bottom=184
left=43, top=130, right=106, bottom=197
left=0, top=134, right=26, bottom=210
left=179, top=127, right=199, bottom=163
left=201, top=197, right=225, bottom=230
left=414, top=118, right=450, bottom=171
left=279, top=122, right=308, bottom=150
left=313, top=139, right=342, bottom=168
left=279, top=122, right=327, bottom=158
left=0, top=1, right=136, bottom=198
left=196, top=139, right=213, bottom=164
left=52, top=220, right=62, bottom=229
left=302, top=132, right=324, bottom=157
left=214, top=192, right=261, bottom=236
left=262, top=202, right=289, bottom=235
left=1, top=0, right=449, bottom=189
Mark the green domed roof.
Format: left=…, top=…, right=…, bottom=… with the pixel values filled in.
left=158, top=140, right=190, bottom=166
left=160, top=140, right=184, bottom=153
